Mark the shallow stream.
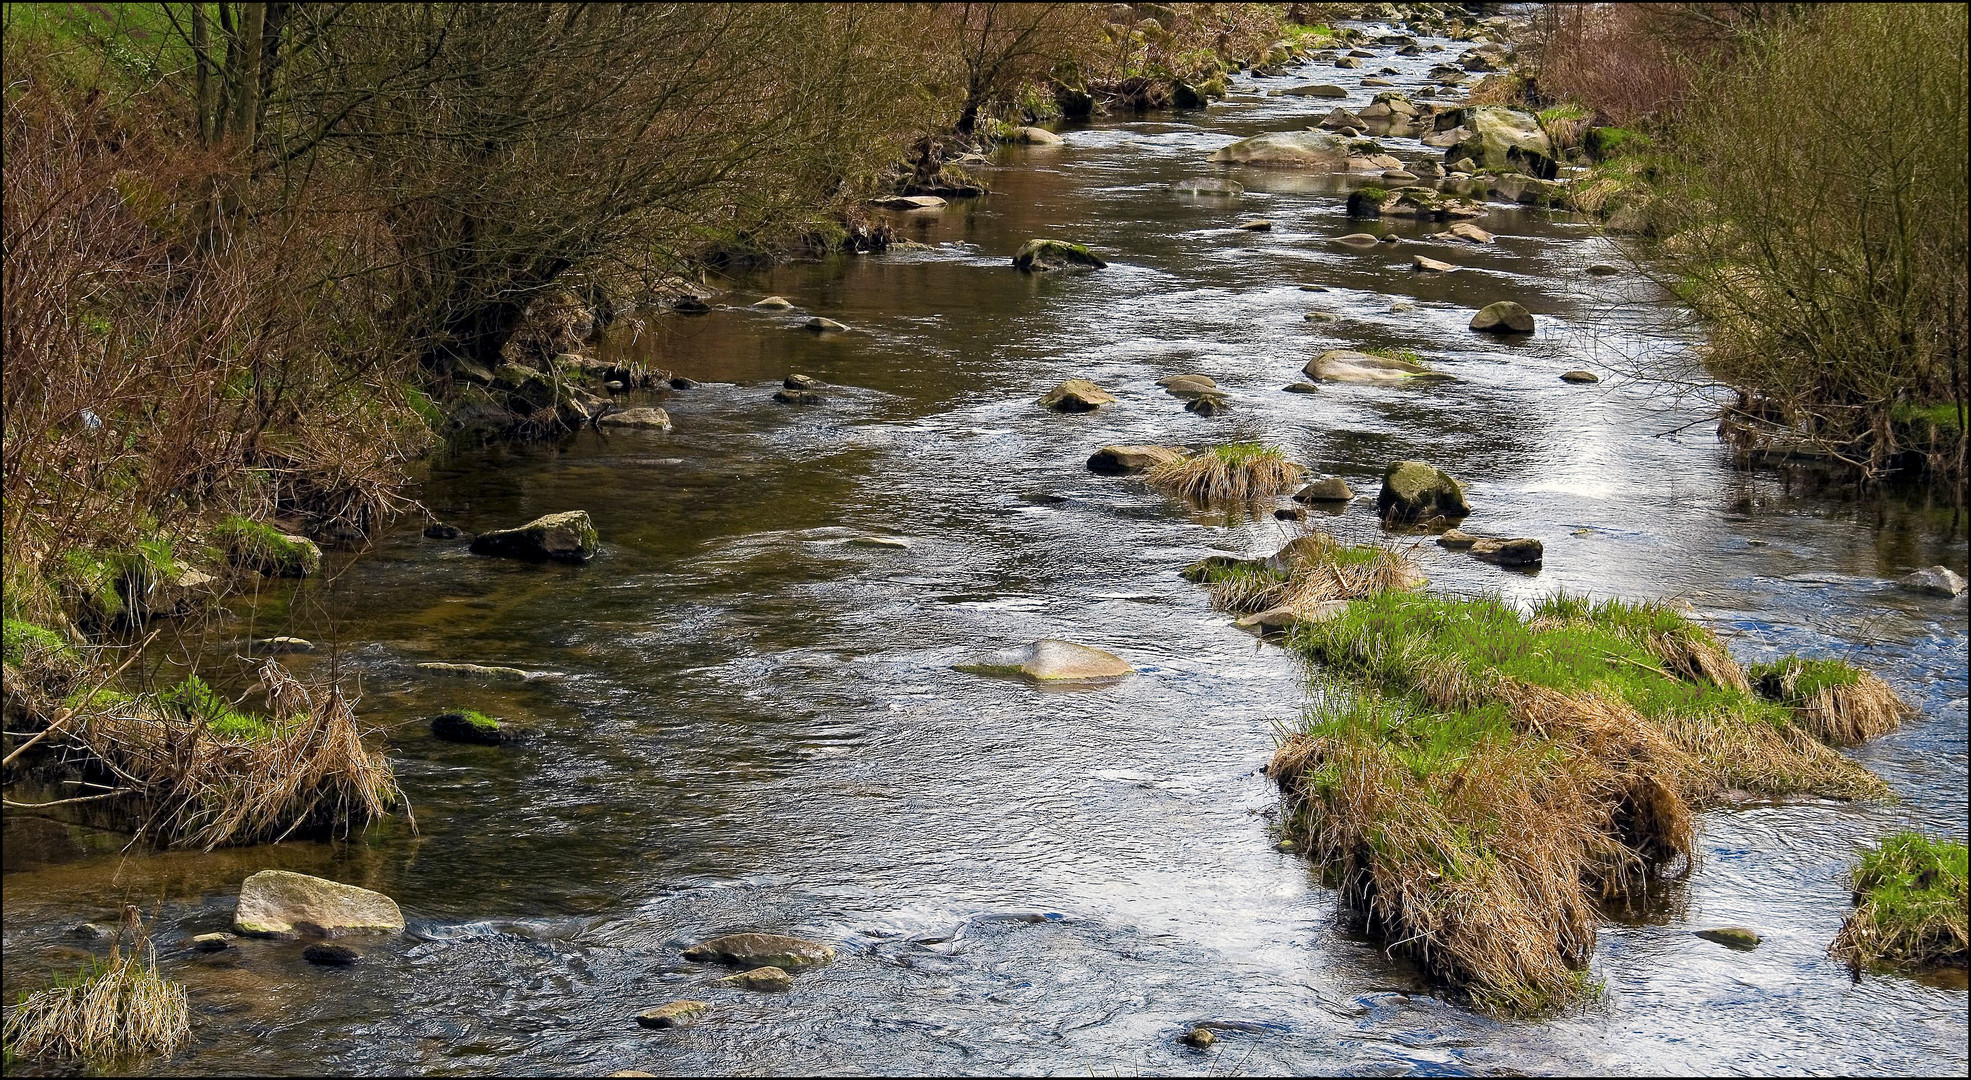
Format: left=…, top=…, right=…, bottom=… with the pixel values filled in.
left=5, top=16, right=1967, bottom=1077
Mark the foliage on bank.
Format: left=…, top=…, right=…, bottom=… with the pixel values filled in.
left=1522, top=3, right=1968, bottom=486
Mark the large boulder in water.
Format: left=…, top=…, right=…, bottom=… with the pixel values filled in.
left=1013, top=239, right=1107, bottom=272
left=468, top=511, right=599, bottom=563
left=233, top=870, right=404, bottom=939
left=1304, top=350, right=1452, bottom=384
left=1207, top=131, right=1349, bottom=170
left=1377, top=461, right=1471, bottom=523
left=954, top=639, right=1133, bottom=682
left=1037, top=379, right=1117, bottom=412
left=683, top=933, right=836, bottom=969
left=1445, top=107, right=1556, bottom=179
left=1469, top=300, right=1536, bottom=334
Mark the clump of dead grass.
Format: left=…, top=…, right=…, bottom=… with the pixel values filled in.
left=1831, top=830, right=1969, bottom=973
left=1185, top=529, right=1422, bottom=616
left=1750, top=656, right=1911, bottom=746
left=69, top=660, right=407, bottom=850
left=1270, top=590, right=1898, bottom=1012
left=2, top=906, right=188, bottom=1065
left=1145, top=442, right=1301, bottom=504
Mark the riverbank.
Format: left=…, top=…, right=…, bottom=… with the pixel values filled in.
left=4, top=4, right=1966, bottom=1075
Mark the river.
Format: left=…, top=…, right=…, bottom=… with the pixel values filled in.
left=4, top=14, right=1966, bottom=1077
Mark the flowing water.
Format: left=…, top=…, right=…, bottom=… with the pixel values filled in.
left=6, top=17, right=1968, bottom=1078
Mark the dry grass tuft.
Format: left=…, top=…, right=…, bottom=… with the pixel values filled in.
left=2, top=907, right=188, bottom=1064
left=1194, top=529, right=1422, bottom=616
left=1751, top=656, right=1911, bottom=746
left=1146, top=442, right=1302, bottom=505
left=74, top=660, right=407, bottom=850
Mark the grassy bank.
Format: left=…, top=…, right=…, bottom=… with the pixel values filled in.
left=1831, top=831, right=1969, bottom=973
left=1245, top=544, right=1905, bottom=1010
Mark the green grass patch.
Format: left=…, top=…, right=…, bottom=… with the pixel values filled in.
left=1538, top=103, right=1591, bottom=125
left=212, top=516, right=319, bottom=576
left=1270, top=589, right=1895, bottom=1013
left=1833, top=831, right=1969, bottom=971
left=1364, top=347, right=1422, bottom=365
left=1890, top=400, right=1964, bottom=435
left=161, top=676, right=276, bottom=741
left=3, top=619, right=75, bottom=669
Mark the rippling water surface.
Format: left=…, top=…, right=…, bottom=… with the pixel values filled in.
left=5, top=17, right=1967, bottom=1077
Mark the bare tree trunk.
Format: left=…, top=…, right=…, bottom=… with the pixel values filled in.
left=192, top=3, right=215, bottom=146
left=232, top=3, right=267, bottom=155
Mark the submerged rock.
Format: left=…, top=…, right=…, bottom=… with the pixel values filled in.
left=190, top=932, right=237, bottom=952
left=870, top=194, right=948, bottom=210
left=1377, top=461, right=1471, bottom=523
left=1561, top=370, right=1600, bottom=384
left=417, top=661, right=531, bottom=682
left=1899, top=565, right=1967, bottom=597
left=233, top=870, right=404, bottom=939
left=1235, top=600, right=1350, bottom=635
left=1181, top=1027, right=1217, bottom=1049
left=752, top=295, right=795, bottom=309
left=423, top=521, right=469, bottom=540
left=1295, top=477, right=1355, bottom=502
left=683, top=933, right=837, bottom=970
left=1237, top=219, right=1273, bottom=231
left=1280, top=83, right=1347, bottom=98
left=1413, top=255, right=1457, bottom=273
left=1336, top=233, right=1382, bottom=248
left=716, top=966, right=794, bottom=992
left=1088, top=445, right=1188, bottom=474
left=252, top=636, right=315, bottom=654
left=805, top=317, right=850, bottom=333
left=599, top=407, right=673, bottom=429
left=635, top=1001, right=710, bottom=1029
left=1007, top=126, right=1064, bottom=145
left=1469, top=537, right=1544, bottom=567
left=1304, top=350, right=1449, bottom=384
left=1695, top=927, right=1762, bottom=950
left=1436, top=528, right=1480, bottom=549
left=846, top=535, right=911, bottom=550
left=1037, top=379, right=1116, bottom=412
left=1185, top=395, right=1229, bottom=416
left=784, top=373, right=824, bottom=390
left=1207, top=131, right=1348, bottom=170
left=773, top=388, right=826, bottom=405
left=1013, top=239, right=1107, bottom=272
left=1282, top=382, right=1323, bottom=394
left=954, top=639, right=1133, bottom=682
left=468, top=510, right=598, bottom=563
left=303, top=943, right=360, bottom=967
left=1469, top=300, right=1535, bottom=334
left=1171, top=178, right=1244, bottom=196
left=1159, top=374, right=1219, bottom=397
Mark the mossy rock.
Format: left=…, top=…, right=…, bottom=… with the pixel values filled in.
left=213, top=517, right=323, bottom=578
left=431, top=710, right=515, bottom=746
left=1377, top=460, right=1471, bottom=523
left=1012, top=239, right=1108, bottom=273
left=468, top=511, right=598, bottom=563
left=683, top=933, right=837, bottom=970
